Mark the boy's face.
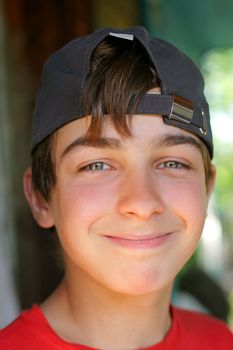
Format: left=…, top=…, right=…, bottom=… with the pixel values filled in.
left=32, top=114, right=214, bottom=295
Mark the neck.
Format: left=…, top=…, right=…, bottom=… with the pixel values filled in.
left=42, top=269, right=173, bottom=350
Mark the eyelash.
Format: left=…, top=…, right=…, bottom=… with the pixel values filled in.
left=79, top=161, right=113, bottom=172
left=157, top=160, right=191, bottom=170
left=78, top=159, right=190, bottom=173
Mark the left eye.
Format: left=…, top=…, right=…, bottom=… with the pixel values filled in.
left=81, top=162, right=112, bottom=172
left=158, top=161, right=188, bottom=169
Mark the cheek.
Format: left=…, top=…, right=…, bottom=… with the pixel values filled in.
left=162, top=177, right=208, bottom=231
left=54, top=179, right=117, bottom=229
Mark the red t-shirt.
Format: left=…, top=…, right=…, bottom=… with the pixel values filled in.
left=0, top=305, right=233, bottom=349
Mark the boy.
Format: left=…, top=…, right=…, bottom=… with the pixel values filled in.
left=1, top=26, right=233, bottom=349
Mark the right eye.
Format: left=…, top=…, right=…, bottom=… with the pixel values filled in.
left=79, top=161, right=113, bottom=172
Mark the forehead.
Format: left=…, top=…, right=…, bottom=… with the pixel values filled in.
left=53, top=114, right=201, bottom=159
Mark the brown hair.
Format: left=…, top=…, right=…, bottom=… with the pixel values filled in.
left=82, top=36, right=160, bottom=138
left=32, top=37, right=160, bottom=199
left=31, top=36, right=212, bottom=200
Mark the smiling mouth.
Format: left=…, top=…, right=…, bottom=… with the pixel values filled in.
left=104, top=233, right=174, bottom=249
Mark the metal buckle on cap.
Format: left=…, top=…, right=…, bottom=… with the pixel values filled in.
left=169, top=95, right=193, bottom=124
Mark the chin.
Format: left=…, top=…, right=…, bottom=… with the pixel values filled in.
left=106, top=272, right=173, bottom=297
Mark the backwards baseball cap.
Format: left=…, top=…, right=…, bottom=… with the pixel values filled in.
left=31, top=26, right=213, bottom=157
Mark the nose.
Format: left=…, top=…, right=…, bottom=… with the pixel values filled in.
left=117, top=171, right=165, bottom=221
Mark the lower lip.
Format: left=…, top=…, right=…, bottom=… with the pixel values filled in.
left=105, top=233, right=173, bottom=249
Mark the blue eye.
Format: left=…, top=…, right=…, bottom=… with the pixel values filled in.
left=159, top=161, right=188, bottom=169
left=81, top=162, right=111, bottom=172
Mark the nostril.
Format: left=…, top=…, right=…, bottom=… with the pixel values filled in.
left=117, top=185, right=164, bottom=220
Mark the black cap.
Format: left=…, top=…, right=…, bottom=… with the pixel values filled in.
left=31, top=26, right=213, bottom=157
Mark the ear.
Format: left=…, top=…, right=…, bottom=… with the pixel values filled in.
left=207, top=164, right=216, bottom=198
left=23, top=167, right=54, bottom=228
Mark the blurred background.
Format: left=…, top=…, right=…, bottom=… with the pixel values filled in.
left=1, top=0, right=233, bottom=328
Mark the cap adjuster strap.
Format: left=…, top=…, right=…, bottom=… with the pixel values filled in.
left=135, top=94, right=208, bottom=136
left=169, top=95, right=193, bottom=124
left=109, top=32, right=134, bottom=41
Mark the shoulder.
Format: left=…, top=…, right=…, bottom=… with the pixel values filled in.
left=0, top=305, right=51, bottom=349
left=173, top=306, right=233, bottom=349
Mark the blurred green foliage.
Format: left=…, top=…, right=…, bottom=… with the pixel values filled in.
left=202, top=48, right=233, bottom=327
left=201, top=48, right=233, bottom=245
left=202, top=48, right=233, bottom=111
left=141, top=0, right=233, bottom=62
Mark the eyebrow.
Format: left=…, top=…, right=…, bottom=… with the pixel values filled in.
left=60, top=136, right=122, bottom=161
left=60, top=133, right=202, bottom=162
left=155, top=133, right=202, bottom=153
